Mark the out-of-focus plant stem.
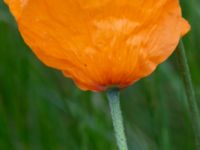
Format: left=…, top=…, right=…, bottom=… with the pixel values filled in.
left=107, top=88, right=128, bottom=150
left=176, top=40, right=200, bottom=150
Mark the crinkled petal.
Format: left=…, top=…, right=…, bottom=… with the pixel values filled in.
left=4, top=0, right=190, bottom=91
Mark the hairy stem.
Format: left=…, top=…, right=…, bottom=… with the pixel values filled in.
left=107, top=88, right=128, bottom=150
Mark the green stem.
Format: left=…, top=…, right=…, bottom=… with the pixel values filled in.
left=107, top=88, right=128, bottom=150
left=176, top=40, right=200, bottom=150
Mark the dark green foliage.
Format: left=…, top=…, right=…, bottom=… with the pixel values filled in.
left=0, top=0, right=200, bottom=149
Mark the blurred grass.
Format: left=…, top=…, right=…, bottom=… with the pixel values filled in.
left=0, top=0, right=200, bottom=150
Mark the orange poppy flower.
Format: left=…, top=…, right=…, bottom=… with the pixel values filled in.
left=4, top=0, right=190, bottom=91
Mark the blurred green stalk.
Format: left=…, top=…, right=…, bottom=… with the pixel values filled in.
left=107, top=88, right=128, bottom=150
left=176, top=40, right=200, bottom=150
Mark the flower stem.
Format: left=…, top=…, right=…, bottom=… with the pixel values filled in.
left=176, top=40, right=200, bottom=149
left=107, top=88, right=128, bottom=150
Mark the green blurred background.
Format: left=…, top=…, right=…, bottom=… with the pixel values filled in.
left=0, top=0, right=200, bottom=150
